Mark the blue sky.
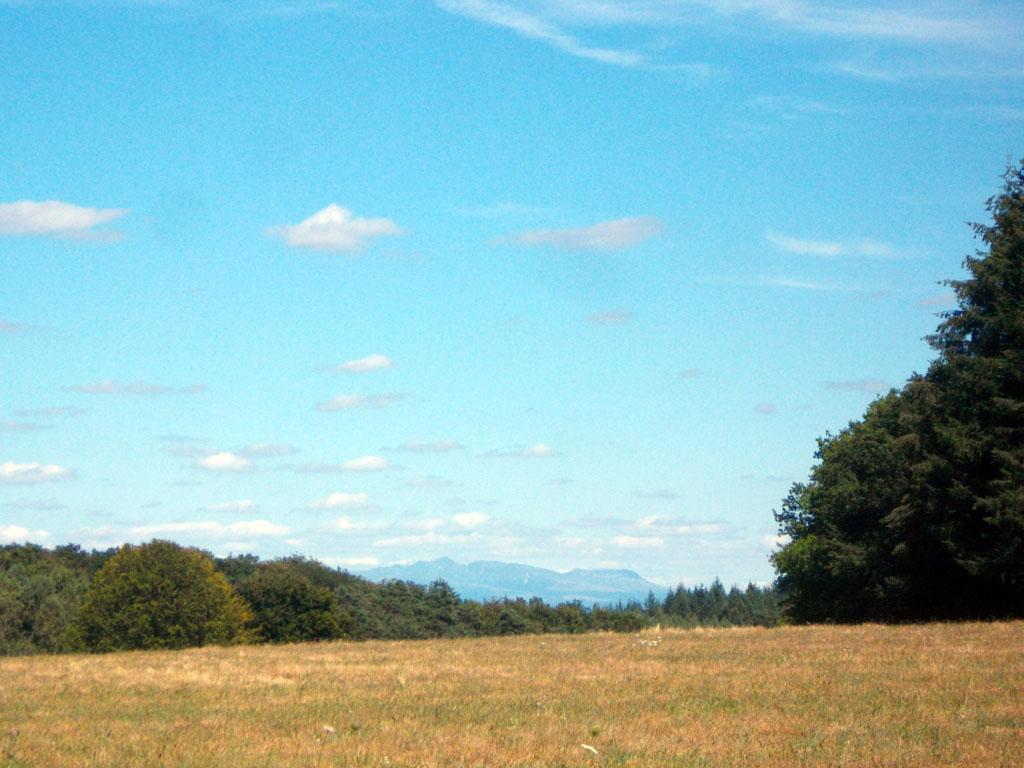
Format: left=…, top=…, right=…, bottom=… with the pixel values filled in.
left=1, top=0, right=1021, bottom=587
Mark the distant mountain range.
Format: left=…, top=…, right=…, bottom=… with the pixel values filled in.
left=359, top=557, right=668, bottom=606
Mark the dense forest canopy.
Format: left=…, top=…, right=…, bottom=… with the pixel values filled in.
left=772, top=161, right=1024, bottom=622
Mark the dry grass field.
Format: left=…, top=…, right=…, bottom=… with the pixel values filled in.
left=1, top=622, right=1021, bottom=767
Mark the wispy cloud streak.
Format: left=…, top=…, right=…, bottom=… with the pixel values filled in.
left=499, top=217, right=664, bottom=251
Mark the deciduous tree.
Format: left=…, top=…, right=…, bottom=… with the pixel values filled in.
left=76, top=540, right=253, bottom=651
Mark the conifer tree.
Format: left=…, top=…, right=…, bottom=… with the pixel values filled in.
left=773, top=161, right=1024, bottom=621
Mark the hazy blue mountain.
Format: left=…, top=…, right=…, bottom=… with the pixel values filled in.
left=359, top=557, right=668, bottom=606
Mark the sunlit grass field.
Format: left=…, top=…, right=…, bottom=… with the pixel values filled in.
left=1, top=622, right=1021, bottom=767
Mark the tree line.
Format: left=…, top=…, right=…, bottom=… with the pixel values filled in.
left=0, top=540, right=780, bottom=655
left=772, top=161, right=1024, bottom=622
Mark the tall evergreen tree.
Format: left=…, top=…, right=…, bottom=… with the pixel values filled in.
left=773, top=161, right=1024, bottom=621
left=916, top=161, right=1024, bottom=614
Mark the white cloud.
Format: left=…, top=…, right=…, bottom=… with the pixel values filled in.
left=481, top=443, right=556, bottom=459
left=374, top=531, right=461, bottom=548
left=765, top=277, right=860, bottom=292
left=826, top=379, right=889, bottom=392
left=374, top=533, right=429, bottom=548
left=827, top=59, right=905, bottom=82
left=829, top=58, right=1024, bottom=84
left=16, top=406, right=88, bottom=418
left=0, top=200, right=128, bottom=240
left=764, top=4, right=990, bottom=43
left=323, top=555, right=380, bottom=568
left=332, top=515, right=388, bottom=532
left=316, top=393, right=406, bottom=411
left=0, top=524, right=50, bottom=543
left=398, top=440, right=463, bottom=453
left=372, top=523, right=528, bottom=552
left=612, top=535, right=665, bottom=549
left=3, top=498, right=66, bottom=511
left=197, top=452, right=252, bottom=472
left=229, top=520, right=290, bottom=536
left=766, top=231, right=905, bottom=258
left=206, top=499, right=256, bottom=513
left=588, top=310, right=633, bottom=326
left=407, top=517, right=446, bottom=531
left=383, top=529, right=527, bottom=553
left=437, top=0, right=654, bottom=69
left=0, top=421, right=47, bottom=432
left=556, top=536, right=588, bottom=549
left=854, top=239, right=901, bottom=257
left=677, top=523, right=727, bottom=535
left=334, top=353, right=393, bottom=373
left=634, top=489, right=678, bottom=500
left=762, top=533, right=790, bottom=549
left=239, top=443, right=296, bottom=457
left=342, top=455, right=391, bottom=472
left=765, top=231, right=843, bottom=256
left=0, top=319, right=31, bottom=334
left=332, top=516, right=361, bottom=531
left=316, top=395, right=365, bottom=411
left=162, top=442, right=209, bottom=459
left=0, top=461, right=73, bottom=485
left=268, top=204, right=402, bottom=251
left=131, top=521, right=220, bottom=535
left=453, top=511, right=487, bottom=529
left=437, top=1, right=1005, bottom=82
left=66, top=380, right=207, bottom=395
left=444, top=1, right=1001, bottom=46
left=501, top=216, right=664, bottom=251
left=634, top=516, right=727, bottom=535
left=315, top=492, right=371, bottom=509
left=405, top=474, right=453, bottom=488
left=754, top=402, right=778, bottom=415
left=130, top=519, right=289, bottom=537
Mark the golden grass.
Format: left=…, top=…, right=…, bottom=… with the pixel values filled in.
left=1, top=622, right=1021, bottom=767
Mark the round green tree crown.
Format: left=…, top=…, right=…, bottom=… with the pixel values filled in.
left=76, top=539, right=253, bottom=651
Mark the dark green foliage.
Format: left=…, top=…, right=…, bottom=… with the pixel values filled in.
left=236, top=562, right=344, bottom=643
left=2, top=541, right=781, bottom=655
left=772, top=393, right=913, bottom=622
left=214, top=552, right=261, bottom=584
left=660, top=581, right=780, bottom=627
left=424, top=580, right=460, bottom=636
left=495, top=602, right=531, bottom=634
left=773, top=162, right=1024, bottom=622
left=0, top=543, right=100, bottom=654
left=76, top=540, right=254, bottom=651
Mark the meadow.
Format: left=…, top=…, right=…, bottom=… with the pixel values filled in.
left=1, top=622, right=1021, bottom=767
